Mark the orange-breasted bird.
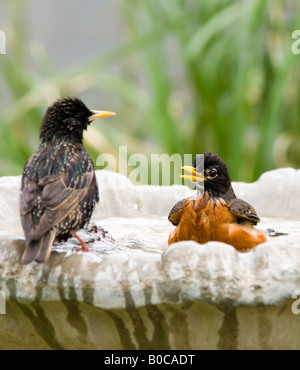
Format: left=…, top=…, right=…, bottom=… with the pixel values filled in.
left=20, top=97, right=116, bottom=264
left=168, top=152, right=268, bottom=251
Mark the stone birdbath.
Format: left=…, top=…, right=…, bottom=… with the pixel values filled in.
left=0, top=169, right=300, bottom=350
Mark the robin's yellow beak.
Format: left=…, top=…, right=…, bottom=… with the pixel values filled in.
left=180, top=166, right=206, bottom=181
left=89, top=110, right=116, bottom=121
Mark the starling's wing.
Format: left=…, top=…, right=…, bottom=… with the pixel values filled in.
left=228, top=198, right=260, bottom=225
left=29, top=171, right=95, bottom=241
left=20, top=170, right=96, bottom=263
left=19, top=180, right=40, bottom=241
left=168, top=199, right=185, bottom=226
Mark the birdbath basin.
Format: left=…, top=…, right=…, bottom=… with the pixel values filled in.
left=0, top=169, right=300, bottom=350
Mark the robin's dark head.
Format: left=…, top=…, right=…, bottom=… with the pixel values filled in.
left=39, top=97, right=116, bottom=143
left=182, top=152, right=233, bottom=197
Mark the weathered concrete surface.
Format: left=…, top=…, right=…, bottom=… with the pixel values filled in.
left=0, top=169, right=300, bottom=350
left=0, top=299, right=298, bottom=350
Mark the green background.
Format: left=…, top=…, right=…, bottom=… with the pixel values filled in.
left=0, top=0, right=299, bottom=184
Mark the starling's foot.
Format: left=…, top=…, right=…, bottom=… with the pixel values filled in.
left=71, top=232, right=91, bottom=252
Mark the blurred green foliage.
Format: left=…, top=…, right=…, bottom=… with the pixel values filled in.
left=0, top=0, right=300, bottom=183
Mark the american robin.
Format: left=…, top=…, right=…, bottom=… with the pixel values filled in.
left=20, top=97, right=116, bottom=264
left=168, top=152, right=268, bottom=251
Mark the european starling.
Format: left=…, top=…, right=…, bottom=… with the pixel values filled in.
left=168, top=152, right=268, bottom=251
left=20, top=97, right=116, bottom=264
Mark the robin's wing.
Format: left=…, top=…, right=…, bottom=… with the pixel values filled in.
left=168, top=200, right=185, bottom=226
left=228, top=198, right=260, bottom=225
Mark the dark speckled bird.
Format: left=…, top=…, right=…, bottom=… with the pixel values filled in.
left=20, top=97, right=116, bottom=264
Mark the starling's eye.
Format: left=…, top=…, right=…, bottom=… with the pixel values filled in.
left=207, top=168, right=217, bottom=179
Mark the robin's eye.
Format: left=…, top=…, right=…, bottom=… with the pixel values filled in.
left=208, top=169, right=217, bottom=179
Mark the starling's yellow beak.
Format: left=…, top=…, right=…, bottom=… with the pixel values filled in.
left=89, top=110, right=116, bottom=121
left=180, top=166, right=205, bottom=181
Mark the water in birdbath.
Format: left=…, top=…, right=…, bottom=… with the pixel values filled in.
left=51, top=216, right=300, bottom=258
left=52, top=217, right=170, bottom=256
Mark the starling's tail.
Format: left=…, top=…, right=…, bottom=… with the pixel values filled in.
left=21, top=230, right=56, bottom=264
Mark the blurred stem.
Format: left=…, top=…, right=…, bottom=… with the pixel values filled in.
left=254, top=0, right=300, bottom=179
left=229, top=0, right=268, bottom=180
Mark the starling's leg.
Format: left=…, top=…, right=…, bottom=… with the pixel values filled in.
left=71, top=231, right=91, bottom=252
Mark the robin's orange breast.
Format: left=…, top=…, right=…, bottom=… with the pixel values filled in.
left=168, top=193, right=267, bottom=251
